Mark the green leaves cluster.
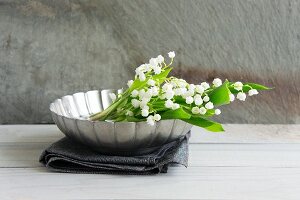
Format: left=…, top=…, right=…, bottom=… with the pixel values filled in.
left=90, top=66, right=271, bottom=132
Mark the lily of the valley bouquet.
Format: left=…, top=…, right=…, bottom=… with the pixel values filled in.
left=90, top=52, right=270, bottom=132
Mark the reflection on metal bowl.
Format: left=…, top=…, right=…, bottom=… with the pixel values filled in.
left=50, top=89, right=192, bottom=155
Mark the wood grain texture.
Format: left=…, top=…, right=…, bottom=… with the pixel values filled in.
left=1, top=124, right=300, bottom=143
left=1, top=167, right=300, bottom=200
left=1, top=125, right=300, bottom=199
left=0, top=0, right=299, bottom=124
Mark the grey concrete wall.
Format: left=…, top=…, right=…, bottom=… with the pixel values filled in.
left=0, top=0, right=299, bottom=124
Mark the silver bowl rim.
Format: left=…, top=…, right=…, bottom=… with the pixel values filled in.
left=50, top=89, right=171, bottom=125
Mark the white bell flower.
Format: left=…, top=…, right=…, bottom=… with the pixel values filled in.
left=150, top=86, right=159, bottom=96
left=248, top=89, right=258, bottom=96
left=177, top=79, right=187, bottom=88
left=144, top=90, right=152, bottom=98
left=174, top=88, right=182, bottom=95
left=185, top=96, right=194, bottom=104
left=179, top=87, right=188, bottom=96
left=188, top=84, right=196, bottom=91
left=205, top=102, right=214, bottom=109
left=229, top=93, right=235, bottom=102
left=147, top=79, right=156, bottom=86
left=215, top=109, right=221, bottom=115
left=147, top=115, right=155, bottom=126
left=149, top=58, right=158, bottom=67
left=142, top=106, right=150, bottom=111
left=165, top=99, right=174, bottom=108
left=156, top=55, right=164, bottom=64
left=172, top=87, right=182, bottom=95
left=138, top=73, right=146, bottom=81
left=195, top=99, right=203, bottom=106
left=194, top=95, right=203, bottom=106
left=182, top=90, right=194, bottom=98
left=144, top=64, right=152, bottom=72
left=172, top=103, right=180, bottom=110
left=234, top=82, right=243, bottom=91
left=131, top=89, right=139, bottom=97
left=192, top=107, right=200, bottom=114
left=170, top=80, right=178, bottom=87
left=143, top=96, right=151, bottom=102
left=165, top=90, right=175, bottom=99
left=153, top=114, right=161, bottom=121
left=138, top=89, right=146, bottom=99
left=201, top=82, right=210, bottom=90
left=213, top=78, right=222, bottom=87
left=195, top=85, right=205, bottom=94
left=141, top=109, right=149, bottom=117
left=109, top=93, right=116, bottom=102
left=237, top=92, right=246, bottom=101
left=168, top=51, right=175, bottom=58
left=139, top=99, right=149, bottom=109
left=199, top=107, right=207, bottom=115
left=127, top=80, right=133, bottom=88
left=139, top=89, right=151, bottom=99
left=194, top=94, right=202, bottom=99
left=135, top=66, right=144, bottom=75
left=187, top=88, right=195, bottom=96
left=162, top=83, right=173, bottom=92
left=203, top=96, right=210, bottom=102
left=131, top=99, right=140, bottom=108
left=153, top=66, right=162, bottom=74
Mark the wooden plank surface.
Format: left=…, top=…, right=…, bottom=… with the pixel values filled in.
left=1, top=167, right=300, bottom=200
left=0, top=125, right=300, bottom=200
left=1, top=124, right=300, bottom=143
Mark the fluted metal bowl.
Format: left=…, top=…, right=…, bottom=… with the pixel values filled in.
left=50, top=89, right=193, bottom=155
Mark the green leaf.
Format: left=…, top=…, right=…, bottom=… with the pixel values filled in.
left=129, top=79, right=146, bottom=92
left=244, top=83, right=272, bottom=90
left=114, top=115, right=127, bottom=122
left=183, top=117, right=224, bottom=132
left=160, top=107, right=191, bottom=120
left=126, top=116, right=145, bottom=122
left=173, top=96, right=186, bottom=104
left=153, top=67, right=173, bottom=83
left=203, top=109, right=215, bottom=117
left=182, top=107, right=215, bottom=118
left=208, top=80, right=231, bottom=106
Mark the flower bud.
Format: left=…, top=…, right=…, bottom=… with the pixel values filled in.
left=192, top=107, right=200, bottom=114
left=237, top=92, right=246, bottom=101
left=199, top=107, right=207, bottom=115
left=185, top=96, right=194, bottom=104
left=168, top=51, right=175, bottom=58
left=205, top=102, right=214, bottom=109
left=215, top=109, right=221, bottom=115
left=153, top=114, right=161, bottom=121
left=248, top=89, right=258, bottom=96
left=213, top=78, right=222, bottom=87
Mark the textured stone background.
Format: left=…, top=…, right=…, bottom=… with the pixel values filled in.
left=0, top=0, right=299, bottom=124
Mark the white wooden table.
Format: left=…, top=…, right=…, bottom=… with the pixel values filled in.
left=1, top=124, right=300, bottom=200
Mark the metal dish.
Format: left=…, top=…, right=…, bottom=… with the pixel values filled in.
left=50, top=89, right=193, bottom=155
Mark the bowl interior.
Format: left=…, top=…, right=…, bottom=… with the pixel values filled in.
left=50, top=89, right=192, bottom=155
left=50, top=89, right=123, bottom=119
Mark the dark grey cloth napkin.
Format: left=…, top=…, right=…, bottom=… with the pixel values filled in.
left=39, top=132, right=190, bottom=175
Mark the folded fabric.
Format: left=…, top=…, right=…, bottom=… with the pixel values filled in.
left=39, top=132, right=190, bottom=175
